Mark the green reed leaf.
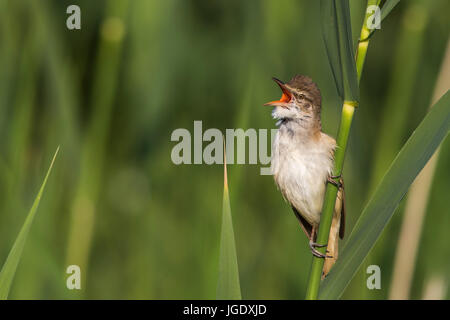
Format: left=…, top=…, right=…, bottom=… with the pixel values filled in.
left=216, top=146, right=241, bottom=300
left=0, top=147, right=59, bottom=299
left=381, top=0, right=401, bottom=22
left=319, top=91, right=450, bottom=299
left=320, top=0, right=359, bottom=102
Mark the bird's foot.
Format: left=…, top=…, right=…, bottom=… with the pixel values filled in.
left=327, top=175, right=343, bottom=189
left=309, top=240, right=333, bottom=259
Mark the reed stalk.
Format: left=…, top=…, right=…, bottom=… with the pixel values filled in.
left=305, top=0, right=379, bottom=300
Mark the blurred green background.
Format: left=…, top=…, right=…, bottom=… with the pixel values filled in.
left=0, top=0, right=449, bottom=299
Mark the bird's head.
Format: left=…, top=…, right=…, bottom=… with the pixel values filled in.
left=264, top=75, right=322, bottom=127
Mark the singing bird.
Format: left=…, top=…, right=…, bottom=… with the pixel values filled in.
left=265, top=75, right=345, bottom=277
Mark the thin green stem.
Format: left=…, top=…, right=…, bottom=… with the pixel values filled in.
left=356, top=0, right=378, bottom=82
left=305, top=103, right=354, bottom=299
left=305, top=0, right=378, bottom=300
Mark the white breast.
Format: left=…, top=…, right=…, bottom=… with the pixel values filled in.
left=271, top=127, right=335, bottom=226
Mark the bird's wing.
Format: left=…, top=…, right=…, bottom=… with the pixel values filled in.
left=290, top=177, right=345, bottom=241
left=291, top=205, right=313, bottom=241
left=338, top=177, right=345, bottom=239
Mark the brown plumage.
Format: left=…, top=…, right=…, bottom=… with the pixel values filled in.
left=265, top=75, right=345, bottom=278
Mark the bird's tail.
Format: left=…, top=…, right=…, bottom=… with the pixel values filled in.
left=322, top=213, right=341, bottom=279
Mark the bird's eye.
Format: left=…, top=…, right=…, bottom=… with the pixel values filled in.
left=298, top=94, right=305, bottom=100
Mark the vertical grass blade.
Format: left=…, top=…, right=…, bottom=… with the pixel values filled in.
left=319, top=92, right=450, bottom=299
left=320, top=0, right=344, bottom=99
left=0, top=147, right=59, bottom=299
left=66, top=0, right=129, bottom=283
left=216, top=145, right=241, bottom=300
left=320, top=0, right=359, bottom=103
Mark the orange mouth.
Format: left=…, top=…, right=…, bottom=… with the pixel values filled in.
left=264, top=77, right=292, bottom=108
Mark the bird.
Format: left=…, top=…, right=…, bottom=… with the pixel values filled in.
left=264, top=75, right=345, bottom=278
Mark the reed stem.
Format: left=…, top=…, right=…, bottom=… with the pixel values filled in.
left=305, top=0, right=379, bottom=300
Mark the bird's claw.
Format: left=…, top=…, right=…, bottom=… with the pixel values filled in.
left=327, top=175, right=343, bottom=189
left=309, top=241, right=333, bottom=259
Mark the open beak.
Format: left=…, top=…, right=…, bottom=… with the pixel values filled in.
left=264, top=77, right=292, bottom=108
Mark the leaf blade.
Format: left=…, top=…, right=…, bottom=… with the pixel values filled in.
left=320, top=0, right=359, bottom=102
left=335, top=0, right=359, bottom=102
left=320, top=0, right=344, bottom=98
left=381, top=0, right=401, bottom=22
left=0, top=147, right=59, bottom=299
left=319, top=92, right=450, bottom=299
left=216, top=147, right=241, bottom=300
